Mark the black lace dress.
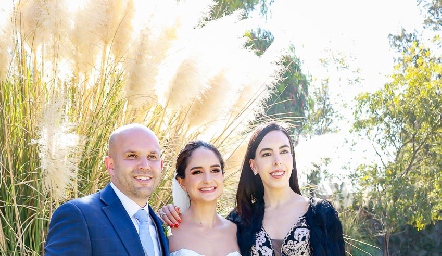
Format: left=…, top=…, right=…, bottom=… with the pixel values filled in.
left=227, top=198, right=345, bottom=256
left=250, top=214, right=310, bottom=256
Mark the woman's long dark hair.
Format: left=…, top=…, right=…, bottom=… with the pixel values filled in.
left=234, top=122, right=301, bottom=253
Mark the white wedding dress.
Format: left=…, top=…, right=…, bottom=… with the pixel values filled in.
left=170, top=248, right=241, bottom=256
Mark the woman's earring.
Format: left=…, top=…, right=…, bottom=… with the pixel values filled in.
left=251, top=167, right=257, bottom=175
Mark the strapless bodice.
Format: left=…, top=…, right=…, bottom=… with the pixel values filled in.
left=170, top=248, right=241, bottom=256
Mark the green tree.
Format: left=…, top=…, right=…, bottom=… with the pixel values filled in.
left=210, top=0, right=272, bottom=19
left=209, top=1, right=312, bottom=139
left=352, top=33, right=442, bottom=253
left=418, top=0, right=442, bottom=30
left=263, top=45, right=310, bottom=138
left=301, top=158, right=331, bottom=198
left=244, top=29, right=311, bottom=139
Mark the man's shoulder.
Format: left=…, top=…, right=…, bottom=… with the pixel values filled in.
left=57, top=189, right=105, bottom=213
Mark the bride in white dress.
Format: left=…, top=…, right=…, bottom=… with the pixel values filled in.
left=163, top=141, right=241, bottom=256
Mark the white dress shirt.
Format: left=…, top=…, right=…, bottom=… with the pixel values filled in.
left=110, top=183, right=161, bottom=255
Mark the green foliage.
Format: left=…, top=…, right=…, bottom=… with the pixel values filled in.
left=387, top=221, right=442, bottom=254
left=418, top=0, right=442, bottom=30
left=353, top=36, right=442, bottom=233
left=302, top=50, right=357, bottom=136
left=0, top=51, right=126, bottom=255
left=341, top=208, right=382, bottom=256
left=300, top=158, right=331, bottom=198
left=302, top=77, right=337, bottom=135
left=264, top=46, right=310, bottom=137
left=244, top=28, right=274, bottom=56
left=210, top=0, right=272, bottom=19
left=244, top=28, right=310, bottom=138
left=211, top=0, right=311, bottom=139
left=0, top=79, right=45, bottom=255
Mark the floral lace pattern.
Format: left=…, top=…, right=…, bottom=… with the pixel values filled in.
left=170, top=249, right=241, bottom=256
left=250, top=215, right=310, bottom=256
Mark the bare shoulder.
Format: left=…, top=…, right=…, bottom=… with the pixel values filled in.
left=221, top=216, right=237, bottom=232
left=168, top=221, right=192, bottom=252
left=169, top=215, right=239, bottom=254
left=294, top=194, right=309, bottom=203
left=293, top=194, right=309, bottom=209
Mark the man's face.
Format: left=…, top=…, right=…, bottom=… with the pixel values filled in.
left=105, top=126, right=163, bottom=207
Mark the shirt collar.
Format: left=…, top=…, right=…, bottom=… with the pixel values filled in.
left=110, top=182, right=149, bottom=218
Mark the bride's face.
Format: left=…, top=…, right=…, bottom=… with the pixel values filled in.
left=179, top=147, right=224, bottom=203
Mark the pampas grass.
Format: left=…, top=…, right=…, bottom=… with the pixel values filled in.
left=38, top=97, right=80, bottom=202
left=0, top=2, right=12, bottom=80
left=0, top=0, right=287, bottom=254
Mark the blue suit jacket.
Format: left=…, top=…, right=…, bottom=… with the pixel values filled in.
left=45, top=184, right=169, bottom=255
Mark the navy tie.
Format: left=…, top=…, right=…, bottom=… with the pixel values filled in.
left=134, top=209, right=156, bottom=255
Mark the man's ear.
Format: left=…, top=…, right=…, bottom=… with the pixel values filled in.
left=178, top=177, right=186, bottom=191
left=105, top=156, right=114, bottom=175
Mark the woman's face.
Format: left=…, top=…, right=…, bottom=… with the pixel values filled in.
left=249, top=130, right=293, bottom=190
left=179, top=147, right=224, bottom=203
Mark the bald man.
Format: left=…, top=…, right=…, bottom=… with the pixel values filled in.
left=45, top=124, right=169, bottom=256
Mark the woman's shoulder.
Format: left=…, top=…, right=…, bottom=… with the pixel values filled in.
left=219, top=215, right=238, bottom=233
left=226, top=209, right=241, bottom=224
left=309, top=197, right=337, bottom=212
left=170, top=249, right=204, bottom=256
left=307, top=198, right=345, bottom=255
left=170, top=249, right=241, bottom=256
left=306, top=197, right=340, bottom=225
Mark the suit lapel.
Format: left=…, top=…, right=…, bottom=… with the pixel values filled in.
left=149, top=206, right=170, bottom=256
left=100, top=184, right=145, bottom=256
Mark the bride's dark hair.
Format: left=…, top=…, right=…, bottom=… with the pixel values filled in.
left=175, top=140, right=225, bottom=180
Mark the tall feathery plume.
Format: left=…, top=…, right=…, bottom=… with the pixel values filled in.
left=94, top=0, right=134, bottom=65
left=125, top=0, right=213, bottom=109
left=155, top=9, right=245, bottom=112
left=183, top=13, right=252, bottom=129
left=186, top=69, right=238, bottom=127
left=69, top=0, right=104, bottom=82
left=231, top=52, right=283, bottom=122
left=123, top=0, right=176, bottom=108
left=110, top=0, right=134, bottom=61
left=233, top=34, right=288, bottom=123
left=18, top=0, right=48, bottom=50
left=152, top=0, right=215, bottom=109
left=123, top=28, right=160, bottom=108
left=69, top=0, right=129, bottom=86
left=18, top=0, right=71, bottom=84
left=38, top=97, right=81, bottom=201
left=225, top=138, right=247, bottom=167
left=100, top=0, right=132, bottom=46
left=0, top=2, right=13, bottom=80
left=156, top=48, right=211, bottom=110
left=79, top=0, right=129, bottom=61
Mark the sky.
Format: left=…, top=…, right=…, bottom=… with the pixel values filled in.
left=258, top=0, right=424, bottom=189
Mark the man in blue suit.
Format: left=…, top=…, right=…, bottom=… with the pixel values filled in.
left=45, top=124, right=169, bottom=255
